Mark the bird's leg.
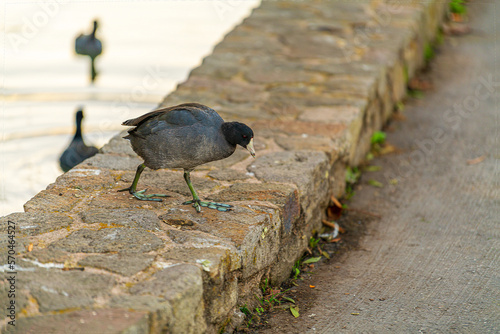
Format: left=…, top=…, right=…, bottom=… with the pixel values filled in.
left=118, top=163, right=168, bottom=202
left=90, top=57, right=97, bottom=83
left=182, top=170, right=232, bottom=212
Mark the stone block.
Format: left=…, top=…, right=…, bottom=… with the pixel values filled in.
left=244, top=63, right=316, bottom=84
left=303, top=61, right=383, bottom=77
left=54, top=167, right=117, bottom=192
left=210, top=182, right=300, bottom=236
left=108, top=295, right=173, bottom=333
left=160, top=205, right=281, bottom=279
left=215, top=33, right=286, bottom=56
left=18, top=269, right=116, bottom=312
left=349, top=99, right=383, bottom=166
left=250, top=119, right=346, bottom=139
left=207, top=168, right=250, bottom=181
left=299, top=105, right=362, bottom=125
left=247, top=151, right=331, bottom=235
left=49, top=228, right=165, bottom=254
left=269, top=229, right=309, bottom=285
left=190, top=53, right=244, bottom=80
left=157, top=243, right=240, bottom=326
left=282, top=32, right=346, bottom=59
left=130, top=264, right=207, bottom=334
left=204, top=273, right=238, bottom=325
left=323, top=76, right=377, bottom=99
left=273, top=134, right=341, bottom=161
left=247, top=151, right=328, bottom=200
left=165, top=228, right=236, bottom=249
left=13, top=308, right=149, bottom=334
left=24, top=189, right=82, bottom=214
left=0, top=279, right=29, bottom=315
left=82, top=153, right=143, bottom=171
left=178, top=76, right=268, bottom=104
left=23, top=247, right=71, bottom=264
left=78, top=253, right=155, bottom=276
left=160, top=246, right=240, bottom=280
left=0, top=212, right=72, bottom=237
left=390, top=60, right=408, bottom=103
left=80, top=208, right=162, bottom=230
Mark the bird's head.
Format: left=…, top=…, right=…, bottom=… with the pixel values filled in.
left=76, top=108, right=85, bottom=121
left=222, top=122, right=255, bottom=158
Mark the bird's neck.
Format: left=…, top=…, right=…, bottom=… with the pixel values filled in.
left=221, top=122, right=239, bottom=146
left=91, top=24, right=97, bottom=38
left=74, top=120, right=83, bottom=139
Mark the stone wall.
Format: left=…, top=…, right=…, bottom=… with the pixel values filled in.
left=1, top=1, right=448, bottom=333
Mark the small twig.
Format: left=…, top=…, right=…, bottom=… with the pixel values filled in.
left=330, top=195, right=343, bottom=208
left=467, top=155, right=486, bottom=165
left=322, top=220, right=337, bottom=228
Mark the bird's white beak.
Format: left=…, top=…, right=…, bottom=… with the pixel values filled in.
left=246, top=138, right=256, bottom=158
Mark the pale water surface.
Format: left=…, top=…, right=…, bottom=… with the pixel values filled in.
left=0, top=0, right=260, bottom=215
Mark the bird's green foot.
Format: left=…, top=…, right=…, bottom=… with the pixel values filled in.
left=183, top=200, right=233, bottom=212
left=118, top=188, right=168, bottom=202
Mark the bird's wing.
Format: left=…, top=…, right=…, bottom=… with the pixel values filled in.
left=123, top=103, right=222, bottom=138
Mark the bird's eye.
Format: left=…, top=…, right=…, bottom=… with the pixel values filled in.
left=242, top=135, right=247, bottom=138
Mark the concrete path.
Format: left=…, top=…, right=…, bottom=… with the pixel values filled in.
left=261, top=2, right=499, bottom=333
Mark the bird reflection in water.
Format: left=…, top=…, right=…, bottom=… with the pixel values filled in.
left=75, top=20, right=103, bottom=83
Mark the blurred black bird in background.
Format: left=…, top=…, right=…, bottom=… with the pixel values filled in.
left=59, top=108, right=99, bottom=172
left=75, top=20, right=102, bottom=83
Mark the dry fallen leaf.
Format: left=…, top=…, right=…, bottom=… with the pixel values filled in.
left=330, top=237, right=342, bottom=243
left=451, top=12, right=464, bottom=22
left=303, top=257, right=321, bottom=264
left=322, top=251, right=331, bottom=259
left=409, top=77, right=433, bottom=91
left=368, top=179, right=383, bottom=188
left=309, top=285, right=315, bottom=288
left=467, top=155, right=486, bottom=165
left=392, top=112, right=407, bottom=121
left=443, top=22, right=471, bottom=35
left=27, top=243, right=33, bottom=252
left=378, top=143, right=398, bottom=155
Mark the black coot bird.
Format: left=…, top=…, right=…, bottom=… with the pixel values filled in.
left=75, top=20, right=102, bottom=83
left=59, top=108, right=99, bottom=172
left=119, top=103, right=255, bottom=212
